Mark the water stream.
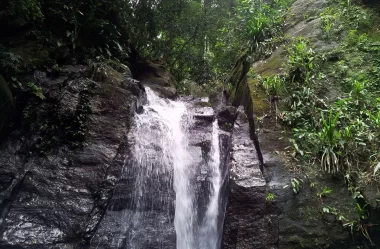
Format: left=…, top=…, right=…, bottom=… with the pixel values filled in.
left=198, top=120, right=222, bottom=249
left=123, top=87, right=224, bottom=249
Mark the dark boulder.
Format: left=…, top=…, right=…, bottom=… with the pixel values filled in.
left=217, top=106, right=238, bottom=131
left=134, top=60, right=177, bottom=99
left=0, top=63, right=146, bottom=248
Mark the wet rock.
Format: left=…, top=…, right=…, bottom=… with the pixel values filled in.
left=0, top=63, right=146, bottom=248
left=193, top=106, right=215, bottom=127
left=135, top=60, right=177, bottom=99
left=222, top=105, right=362, bottom=249
left=89, top=87, right=233, bottom=249
left=217, top=106, right=238, bottom=131
left=222, top=107, right=266, bottom=249
left=265, top=161, right=360, bottom=249
left=224, top=0, right=380, bottom=248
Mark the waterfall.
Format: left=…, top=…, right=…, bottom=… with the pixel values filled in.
left=199, top=120, right=222, bottom=249
left=113, top=87, right=223, bottom=249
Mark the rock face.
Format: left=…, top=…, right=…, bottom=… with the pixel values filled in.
left=88, top=92, right=237, bottom=249
left=0, top=56, right=240, bottom=249
left=134, top=60, right=177, bottom=99
left=222, top=107, right=267, bottom=249
left=221, top=105, right=362, bottom=249
left=0, top=63, right=146, bottom=248
left=223, top=0, right=380, bottom=248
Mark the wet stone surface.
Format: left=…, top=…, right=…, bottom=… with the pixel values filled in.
left=0, top=63, right=147, bottom=249
left=222, top=106, right=267, bottom=249
left=89, top=90, right=236, bottom=249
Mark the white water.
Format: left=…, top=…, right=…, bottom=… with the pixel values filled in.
left=199, top=120, right=222, bottom=249
left=126, top=88, right=222, bottom=249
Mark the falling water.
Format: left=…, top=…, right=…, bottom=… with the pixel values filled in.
left=199, top=120, right=222, bottom=249
left=117, top=87, right=223, bottom=249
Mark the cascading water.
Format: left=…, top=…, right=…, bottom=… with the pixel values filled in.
left=94, top=87, right=225, bottom=249
left=199, top=120, right=222, bottom=249
left=125, top=87, right=198, bottom=249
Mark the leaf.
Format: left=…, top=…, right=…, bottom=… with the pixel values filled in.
left=105, top=48, right=112, bottom=57
left=374, top=162, right=380, bottom=175
left=114, top=41, right=123, bottom=52
left=35, top=92, right=45, bottom=100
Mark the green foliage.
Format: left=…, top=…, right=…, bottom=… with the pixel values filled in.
left=270, top=38, right=323, bottom=129
left=265, top=192, right=275, bottom=202
left=0, top=47, right=23, bottom=78
left=317, top=186, right=333, bottom=199
left=27, top=82, right=45, bottom=100
left=320, top=7, right=338, bottom=38
left=25, top=81, right=94, bottom=152
left=356, top=202, right=369, bottom=220
left=343, top=30, right=369, bottom=47
left=282, top=86, right=321, bottom=127
left=261, top=75, right=284, bottom=97
left=66, top=84, right=93, bottom=148
left=235, top=0, right=293, bottom=53
left=161, top=0, right=295, bottom=87
left=9, top=0, right=44, bottom=26
left=287, top=38, right=316, bottom=85
left=160, top=0, right=294, bottom=87
left=274, top=0, right=380, bottom=179
left=319, top=0, right=372, bottom=40
left=323, top=203, right=374, bottom=245
left=322, top=206, right=339, bottom=216
left=339, top=1, right=372, bottom=31
left=322, top=177, right=372, bottom=241
left=291, top=178, right=302, bottom=194
left=319, top=110, right=341, bottom=173
left=0, top=0, right=295, bottom=92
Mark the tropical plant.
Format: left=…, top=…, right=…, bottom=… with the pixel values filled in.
left=27, top=82, right=45, bottom=100
left=286, top=38, right=316, bottom=85
left=265, top=192, right=275, bottom=202
left=317, top=186, right=333, bottom=202
left=319, top=110, right=342, bottom=173
left=8, top=0, right=44, bottom=26
left=262, top=75, right=284, bottom=97
left=320, top=7, right=338, bottom=38
left=291, top=178, right=302, bottom=194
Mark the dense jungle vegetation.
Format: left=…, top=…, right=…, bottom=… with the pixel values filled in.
left=0, top=0, right=292, bottom=86
left=262, top=0, right=380, bottom=184
left=0, top=0, right=293, bottom=134
left=249, top=0, right=379, bottom=243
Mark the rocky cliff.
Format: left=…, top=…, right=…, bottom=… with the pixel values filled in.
left=0, top=59, right=239, bottom=249
left=0, top=61, right=148, bottom=248
left=222, top=0, right=380, bottom=248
